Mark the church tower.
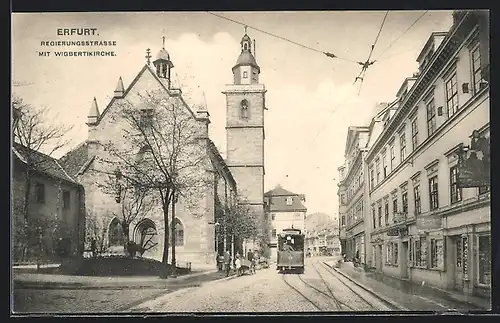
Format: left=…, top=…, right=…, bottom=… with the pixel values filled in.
left=223, top=30, right=266, bottom=238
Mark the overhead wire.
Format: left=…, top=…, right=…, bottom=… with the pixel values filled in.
left=279, top=93, right=357, bottom=188
left=206, top=11, right=359, bottom=64
left=353, top=11, right=389, bottom=95
left=374, top=10, right=429, bottom=62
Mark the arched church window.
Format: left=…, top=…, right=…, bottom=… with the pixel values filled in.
left=174, top=218, right=184, bottom=246
left=244, top=43, right=248, bottom=51
left=243, top=71, right=248, bottom=79
left=109, top=218, right=125, bottom=246
left=134, top=218, right=158, bottom=256
left=240, top=100, right=249, bottom=119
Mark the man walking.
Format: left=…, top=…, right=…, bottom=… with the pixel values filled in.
left=223, top=249, right=232, bottom=277
left=247, top=249, right=255, bottom=274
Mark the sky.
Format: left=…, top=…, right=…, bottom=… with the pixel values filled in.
left=12, top=10, right=454, bottom=216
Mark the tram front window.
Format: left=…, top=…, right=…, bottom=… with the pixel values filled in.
left=278, top=235, right=304, bottom=252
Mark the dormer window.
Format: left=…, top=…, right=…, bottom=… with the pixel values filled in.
left=243, top=71, right=248, bottom=79
left=286, top=197, right=293, bottom=205
left=244, top=43, right=248, bottom=51
left=240, top=100, right=249, bottom=119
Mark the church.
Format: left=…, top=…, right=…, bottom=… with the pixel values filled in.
left=59, top=32, right=267, bottom=268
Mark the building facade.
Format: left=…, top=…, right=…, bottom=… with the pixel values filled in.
left=305, top=212, right=339, bottom=256
left=264, top=185, right=307, bottom=262
left=12, top=107, right=85, bottom=263
left=364, top=11, right=490, bottom=298
left=222, top=33, right=267, bottom=252
left=337, top=102, right=397, bottom=264
left=59, top=42, right=241, bottom=269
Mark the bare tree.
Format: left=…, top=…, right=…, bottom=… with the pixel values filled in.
left=95, top=177, right=156, bottom=256
left=217, top=198, right=263, bottom=256
left=12, top=96, right=73, bottom=261
left=95, top=89, right=211, bottom=278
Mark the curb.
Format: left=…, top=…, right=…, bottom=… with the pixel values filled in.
left=13, top=270, right=219, bottom=290
left=324, top=262, right=408, bottom=311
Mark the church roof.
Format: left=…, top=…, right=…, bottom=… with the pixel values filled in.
left=58, top=141, right=90, bottom=178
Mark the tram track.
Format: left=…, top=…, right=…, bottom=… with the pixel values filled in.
left=318, top=261, right=398, bottom=311
left=281, top=273, right=323, bottom=311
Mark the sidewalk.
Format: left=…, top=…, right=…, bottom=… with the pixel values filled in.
left=329, top=261, right=490, bottom=312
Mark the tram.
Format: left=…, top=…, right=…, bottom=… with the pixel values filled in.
left=276, top=228, right=305, bottom=274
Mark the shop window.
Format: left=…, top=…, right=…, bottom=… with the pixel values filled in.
left=478, top=234, right=491, bottom=285
left=430, top=238, right=444, bottom=270
left=456, top=238, right=462, bottom=268
left=414, top=237, right=427, bottom=268
left=385, top=242, right=398, bottom=265
left=478, top=186, right=490, bottom=195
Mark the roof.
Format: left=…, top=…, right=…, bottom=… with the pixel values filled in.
left=13, top=142, right=79, bottom=185
left=233, top=52, right=260, bottom=72
left=100, top=64, right=192, bottom=124
left=155, top=48, right=170, bottom=61
left=265, top=185, right=307, bottom=212
left=264, top=185, right=297, bottom=197
left=207, top=139, right=237, bottom=190
left=416, top=31, right=449, bottom=63
left=58, top=141, right=90, bottom=178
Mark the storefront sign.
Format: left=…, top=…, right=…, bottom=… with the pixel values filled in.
left=386, top=227, right=408, bottom=237
left=387, top=229, right=399, bottom=236
left=457, top=131, right=490, bottom=188
left=416, top=214, right=442, bottom=230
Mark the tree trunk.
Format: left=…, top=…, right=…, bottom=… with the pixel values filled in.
left=171, top=190, right=177, bottom=277
left=22, top=167, right=32, bottom=262
left=122, top=223, right=130, bottom=256
left=160, top=198, right=170, bottom=279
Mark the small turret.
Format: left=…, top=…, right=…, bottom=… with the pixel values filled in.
left=153, top=37, right=175, bottom=88
left=114, top=77, right=124, bottom=98
left=87, top=97, right=100, bottom=126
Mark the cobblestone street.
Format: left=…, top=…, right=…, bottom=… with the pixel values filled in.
left=12, top=271, right=230, bottom=314
left=129, top=257, right=394, bottom=313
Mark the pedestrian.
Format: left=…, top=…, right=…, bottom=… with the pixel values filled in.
left=252, top=251, right=259, bottom=274
left=223, top=249, right=232, bottom=277
left=90, top=238, right=97, bottom=258
left=235, top=254, right=242, bottom=276
left=355, top=249, right=360, bottom=266
left=247, top=249, right=254, bottom=274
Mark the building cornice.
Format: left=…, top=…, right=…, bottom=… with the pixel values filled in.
left=365, top=12, right=477, bottom=164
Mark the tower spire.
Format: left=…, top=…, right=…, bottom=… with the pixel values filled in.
left=162, top=36, right=165, bottom=49
left=244, top=25, right=248, bottom=34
